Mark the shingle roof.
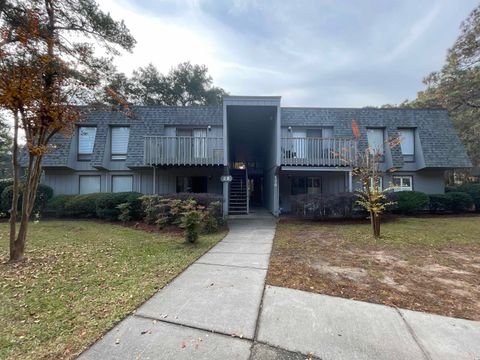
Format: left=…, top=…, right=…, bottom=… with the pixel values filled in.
left=38, top=105, right=471, bottom=169
left=281, top=107, right=471, bottom=168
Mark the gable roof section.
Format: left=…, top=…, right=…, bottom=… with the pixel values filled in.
left=281, top=107, right=471, bottom=168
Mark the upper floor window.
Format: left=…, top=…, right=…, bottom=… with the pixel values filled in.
left=111, top=127, right=130, bottom=160
left=367, top=128, right=384, bottom=155
left=78, top=126, right=97, bottom=161
left=398, top=128, right=415, bottom=161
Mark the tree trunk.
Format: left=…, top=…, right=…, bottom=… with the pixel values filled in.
left=9, top=111, right=20, bottom=262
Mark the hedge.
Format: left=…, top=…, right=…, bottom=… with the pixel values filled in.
left=0, top=183, right=54, bottom=216
left=154, top=193, right=223, bottom=207
left=54, top=192, right=143, bottom=219
left=428, top=194, right=451, bottom=213
left=392, top=191, right=430, bottom=214
left=444, top=192, right=473, bottom=213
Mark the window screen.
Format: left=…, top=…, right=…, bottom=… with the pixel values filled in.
left=112, top=175, right=133, bottom=192
left=398, top=128, right=415, bottom=156
left=111, top=127, right=130, bottom=160
left=393, top=176, right=413, bottom=191
left=79, top=176, right=100, bottom=194
left=367, top=128, right=384, bottom=154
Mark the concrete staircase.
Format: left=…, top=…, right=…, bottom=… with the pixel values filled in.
left=229, top=169, right=248, bottom=215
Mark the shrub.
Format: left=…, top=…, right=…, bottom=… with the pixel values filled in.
left=392, top=191, right=430, bottom=214
left=1, top=183, right=54, bottom=216
left=179, top=207, right=203, bottom=243
left=45, top=194, right=76, bottom=217
left=95, top=192, right=143, bottom=221
left=290, top=192, right=360, bottom=219
left=444, top=192, right=473, bottom=213
left=201, top=201, right=223, bottom=233
left=428, top=194, right=451, bottom=213
left=456, top=183, right=480, bottom=212
left=155, top=193, right=222, bottom=207
left=0, top=178, right=13, bottom=199
left=117, top=202, right=132, bottom=223
left=63, top=193, right=100, bottom=218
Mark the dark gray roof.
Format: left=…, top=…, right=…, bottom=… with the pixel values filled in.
left=38, top=105, right=471, bottom=169
left=281, top=107, right=471, bottom=168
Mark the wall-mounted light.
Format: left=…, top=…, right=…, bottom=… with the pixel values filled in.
left=207, top=125, right=212, bottom=131
left=287, top=126, right=292, bottom=132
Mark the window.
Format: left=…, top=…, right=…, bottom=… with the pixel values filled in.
left=79, top=175, right=100, bottom=194
left=398, top=128, right=415, bottom=160
left=112, top=175, right=133, bottom=192
left=369, top=177, right=383, bottom=191
left=367, top=128, right=384, bottom=155
left=291, top=176, right=321, bottom=195
left=78, top=126, right=97, bottom=161
left=111, top=127, right=130, bottom=160
left=176, top=176, right=207, bottom=193
left=393, top=176, right=413, bottom=192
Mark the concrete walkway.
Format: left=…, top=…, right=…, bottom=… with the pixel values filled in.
left=79, top=216, right=480, bottom=360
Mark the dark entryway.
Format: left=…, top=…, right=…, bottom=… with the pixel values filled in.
left=249, top=175, right=263, bottom=206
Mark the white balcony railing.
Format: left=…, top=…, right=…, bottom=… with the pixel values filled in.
left=144, top=136, right=224, bottom=166
left=281, top=137, right=357, bottom=166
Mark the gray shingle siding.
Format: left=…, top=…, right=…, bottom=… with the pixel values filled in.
left=37, top=105, right=471, bottom=170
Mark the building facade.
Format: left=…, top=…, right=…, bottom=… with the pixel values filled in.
left=38, top=96, right=471, bottom=216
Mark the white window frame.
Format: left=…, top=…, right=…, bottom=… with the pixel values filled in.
left=369, top=177, right=383, bottom=191
left=393, top=176, right=413, bottom=192
left=398, top=128, right=415, bottom=158
left=111, top=126, right=130, bottom=160
left=79, top=175, right=101, bottom=194
left=78, top=126, right=97, bottom=161
left=112, top=175, right=133, bottom=193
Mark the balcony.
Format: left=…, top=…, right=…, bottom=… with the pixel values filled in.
left=144, top=136, right=224, bottom=166
left=281, top=137, right=357, bottom=167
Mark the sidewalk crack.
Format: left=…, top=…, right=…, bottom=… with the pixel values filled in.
left=395, top=307, right=433, bottom=360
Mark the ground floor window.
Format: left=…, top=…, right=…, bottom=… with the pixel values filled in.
left=112, top=175, right=133, bottom=193
left=176, top=176, right=208, bottom=193
left=79, top=175, right=101, bottom=194
left=291, top=176, right=321, bottom=195
left=369, top=177, right=383, bottom=191
left=393, top=175, right=413, bottom=191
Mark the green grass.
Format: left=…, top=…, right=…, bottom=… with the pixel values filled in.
left=0, top=220, right=226, bottom=360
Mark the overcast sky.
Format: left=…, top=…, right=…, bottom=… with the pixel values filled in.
left=101, top=0, right=477, bottom=107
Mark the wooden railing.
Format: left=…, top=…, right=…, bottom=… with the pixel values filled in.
left=144, top=136, right=224, bottom=166
left=281, top=137, right=357, bottom=166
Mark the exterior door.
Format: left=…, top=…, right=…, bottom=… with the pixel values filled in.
left=292, top=130, right=306, bottom=159
left=193, top=129, right=207, bottom=158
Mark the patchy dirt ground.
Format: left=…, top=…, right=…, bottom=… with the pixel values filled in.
left=267, top=216, right=480, bottom=320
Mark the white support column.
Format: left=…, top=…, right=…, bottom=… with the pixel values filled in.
left=348, top=171, right=353, bottom=192
left=152, top=166, right=156, bottom=194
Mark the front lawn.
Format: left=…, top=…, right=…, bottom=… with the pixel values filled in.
left=0, top=220, right=226, bottom=360
left=267, top=216, right=480, bottom=320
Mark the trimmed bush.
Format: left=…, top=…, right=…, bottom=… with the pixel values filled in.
left=45, top=194, right=76, bottom=217
left=456, top=183, right=480, bottom=212
left=63, top=193, right=100, bottom=218
left=393, top=191, right=430, bottom=214
left=290, top=192, right=361, bottom=219
left=1, top=183, right=54, bottom=216
left=95, top=192, right=143, bottom=221
left=428, top=194, right=451, bottom=213
left=0, top=178, right=13, bottom=198
left=445, top=192, right=473, bottom=213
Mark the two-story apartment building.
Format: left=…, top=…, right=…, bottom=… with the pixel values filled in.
left=39, top=96, right=471, bottom=216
